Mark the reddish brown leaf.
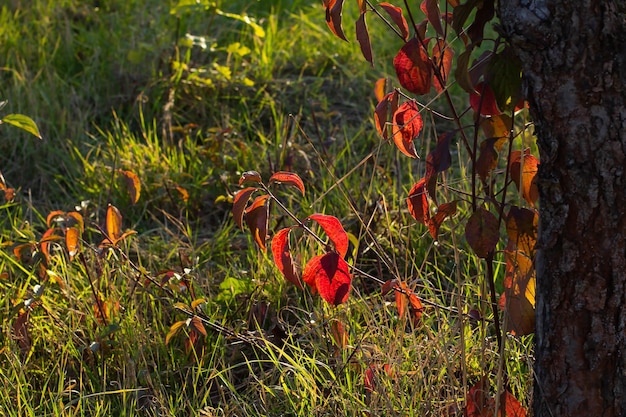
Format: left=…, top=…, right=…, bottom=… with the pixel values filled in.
left=325, top=0, right=347, bottom=42
left=394, top=38, right=432, bottom=96
left=505, top=206, right=538, bottom=256
left=480, top=114, right=512, bottom=143
left=407, top=178, right=429, bottom=225
left=302, top=252, right=351, bottom=306
left=330, top=318, right=348, bottom=349
left=364, top=363, right=395, bottom=392
left=245, top=195, right=270, bottom=250
left=307, top=214, right=349, bottom=259
left=356, top=12, right=373, bottom=66
left=392, top=101, right=422, bottom=159
left=465, top=207, right=499, bottom=258
left=470, top=82, right=501, bottom=116
left=509, top=149, right=539, bottom=207
left=118, top=169, right=141, bottom=204
left=379, top=2, right=409, bottom=41
left=466, top=378, right=528, bottom=417
left=425, top=131, right=454, bottom=204
left=271, top=227, right=302, bottom=288
left=500, top=390, right=528, bottom=417
left=374, top=78, right=386, bottom=102
left=421, top=0, right=444, bottom=37
left=13, top=310, right=31, bottom=355
left=475, top=138, right=500, bottom=181
left=427, top=200, right=457, bottom=240
left=381, top=279, right=398, bottom=295
left=239, top=170, right=262, bottom=186
left=374, top=90, right=399, bottom=140
left=269, top=171, right=305, bottom=195
left=189, top=316, right=207, bottom=337
left=432, top=39, right=454, bottom=93
left=500, top=250, right=536, bottom=336
left=232, top=187, right=258, bottom=230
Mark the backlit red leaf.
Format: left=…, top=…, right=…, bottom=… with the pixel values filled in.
left=245, top=195, right=270, bottom=250
left=239, top=170, right=262, bottom=186
left=271, top=227, right=302, bottom=288
left=269, top=171, right=305, bottom=195
left=392, top=101, right=422, bottom=159
left=379, top=3, right=409, bottom=41
left=394, top=38, right=432, bottom=96
left=302, top=253, right=351, bottom=306
left=500, top=249, right=536, bottom=336
left=232, top=187, right=258, bottom=230
left=432, top=39, right=454, bottom=93
left=356, top=12, right=373, bottom=66
left=330, top=318, right=348, bottom=348
left=307, top=213, right=349, bottom=259
left=325, top=0, right=347, bottom=42
left=394, top=281, right=424, bottom=324
left=407, top=178, right=429, bottom=225
left=421, top=0, right=444, bottom=37
left=374, top=91, right=399, bottom=140
left=470, top=82, right=501, bottom=116
left=466, top=378, right=528, bottom=417
left=427, top=200, right=457, bottom=240
left=509, top=149, right=539, bottom=207
left=118, top=169, right=141, bottom=204
left=465, top=207, right=499, bottom=258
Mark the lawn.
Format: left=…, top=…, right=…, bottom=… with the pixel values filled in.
left=0, top=0, right=533, bottom=415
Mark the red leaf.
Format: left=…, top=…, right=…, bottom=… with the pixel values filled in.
left=420, top=0, right=444, bottom=37
left=425, top=131, right=454, bottom=204
left=232, top=187, right=258, bottom=230
left=465, top=207, right=500, bottom=258
left=470, top=82, right=501, bottom=116
left=509, top=149, right=539, bottom=207
left=465, top=378, right=528, bottom=417
left=269, top=171, right=305, bottom=195
left=245, top=195, right=270, bottom=250
left=407, top=178, right=429, bottom=225
left=325, top=0, right=348, bottom=42
left=374, top=91, right=399, bottom=140
left=432, top=39, right=454, bottom=93
left=427, top=200, right=457, bottom=240
left=302, top=253, right=351, bottom=306
left=239, top=170, right=262, bottom=186
left=392, top=101, right=423, bottom=159
left=475, top=138, right=500, bottom=181
left=12, top=310, right=31, bottom=355
left=393, top=281, right=424, bottom=324
left=356, top=12, right=373, bottom=66
left=271, top=227, right=302, bottom=288
left=379, top=2, right=409, bottom=41
left=330, top=318, right=348, bottom=349
left=307, top=214, right=349, bottom=259
left=394, top=37, right=432, bottom=96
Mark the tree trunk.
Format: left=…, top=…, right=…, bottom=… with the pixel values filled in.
left=498, top=1, right=626, bottom=416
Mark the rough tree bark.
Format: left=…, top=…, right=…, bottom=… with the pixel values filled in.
left=498, top=1, right=626, bottom=416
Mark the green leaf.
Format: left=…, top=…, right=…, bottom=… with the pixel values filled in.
left=1, top=114, right=42, bottom=139
left=487, top=46, right=523, bottom=112
left=216, top=10, right=265, bottom=38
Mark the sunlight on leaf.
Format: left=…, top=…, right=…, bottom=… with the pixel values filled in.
left=307, top=214, right=349, bottom=259
left=1, top=114, right=42, bottom=139
left=392, top=101, right=422, bottom=158
left=394, top=38, right=432, bottom=96
left=302, top=253, right=351, bottom=306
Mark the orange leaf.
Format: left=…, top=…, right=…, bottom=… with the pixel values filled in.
left=302, top=253, right=351, bottom=306
left=394, top=38, right=432, bottom=96
left=505, top=206, right=538, bottom=256
left=307, top=214, right=349, bottom=259
left=65, top=227, right=80, bottom=260
left=427, top=200, right=457, bottom=240
left=118, top=169, right=141, bottom=204
left=392, top=101, right=423, bottom=159
left=67, top=211, right=84, bottom=233
left=330, top=318, right=348, bottom=349
left=175, top=184, right=190, bottom=203
left=374, top=91, right=399, bottom=140
left=105, top=204, right=123, bottom=243
left=356, top=12, right=373, bottom=66
left=374, top=78, right=386, bottom=102
left=509, top=149, right=539, bottom=207
left=379, top=2, right=409, bottom=41
left=432, top=39, right=454, bottom=93
left=46, top=210, right=66, bottom=227
left=269, top=171, right=305, bottom=195
left=325, top=0, right=347, bottom=42
left=271, top=227, right=302, bottom=288
left=407, top=178, right=429, bottom=224
left=465, top=207, right=499, bottom=258
left=499, top=250, right=536, bottom=336
left=239, top=170, right=262, bottom=186
left=245, top=195, right=270, bottom=250
left=232, top=187, right=258, bottom=230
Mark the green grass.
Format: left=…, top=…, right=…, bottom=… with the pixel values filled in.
left=0, top=0, right=533, bottom=415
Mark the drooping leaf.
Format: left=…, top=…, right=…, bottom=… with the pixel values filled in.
left=374, top=90, right=399, bottom=140
left=392, top=101, right=423, bottom=159
left=453, top=0, right=494, bottom=45
left=232, top=187, right=258, bottom=230
left=269, top=171, right=305, bottom=195
left=39, top=228, right=61, bottom=264
left=12, top=310, right=31, bottom=355
left=46, top=210, right=66, bottom=227
left=394, top=281, right=424, bottom=324
left=486, top=46, right=523, bottom=112
left=509, top=149, right=539, bottom=207
left=245, top=194, right=270, bottom=250
left=499, top=249, right=536, bottom=336
left=165, top=320, right=186, bottom=345
left=421, top=0, right=444, bottom=37
left=356, top=12, right=373, bottom=66
left=189, top=316, right=207, bottom=337
left=470, top=82, right=501, bottom=116
left=465, top=207, right=499, bottom=258
left=475, top=138, right=500, bottom=181
left=239, top=170, right=262, bottom=186
left=65, top=227, right=80, bottom=260
left=325, top=0, right=348, bottom=42
left=455, top=47, right=475, bottom=94
left=505, top=206, right=538, bottom=256
left=374, top=78, right=386, bottom=102
left=407, top=178, right=429, bottom=225
left=106, top=204, right=123, bottom=243
left=480, top=114, right=512, bottom=143
left=330, top=318, right=348, bottom=349
left=118, top=169, right=141, bottom=204
left=1, top=114, right=42, bottom=139
left=427, top=200, right=457, bottom=240
left=302, top=253, right=351, bottom=306
left=307, top=214, right=349, bottom=259
left=379, top=2, right=409, bottom=41
left=394, top=37, right=432, bottom=96
left=425, top=131, right=454, bottom=204
left=431, top=39, right=454, bottom=93
left=364, top=363, right=395, bottom=392
left=271, top=227, right=302, bottom=288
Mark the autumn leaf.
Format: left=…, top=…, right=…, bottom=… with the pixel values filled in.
left=432, top=39, right=454, bottom=93
left=239, top=170, right=262, bottom=186
left=118, top=169, right=141, bottom=204
left=421, top=0, right=444, bottom=38
left=392, top=101, right=423, bottom=159
left=374, top=90, right=399, bottom=140
left=425, top=131, right=454, bottom=204
left=302, top=252, right=351, bottom=306
left=407, top=178, right=429, bottom=225
left=232, top=187, right=258, bottom=230
left=356, top=12, right=373, bottom=66
left=325, top=0, right=347, bottom=42
left=509, top=149, right=539, bottom=207
left=12, top=310, right=31, bottom=355
left=394, top=281, right=424, bottom=324
left=330, top=318, right=348, bottom=349
left=379, top=2, right=409, bottom=41
left=394, top=37, right=432, bottom=96
left=465, top=207, right=500, bottom=258
left=269, top=171, right=305, bottom=195
left=307, top=214, right=349, bottom=259
left=500, top=249, right=536, bottom=336
left=505, top=206, right=538, bottom=256
left=271, top=227, right=302, bottom=288
left=374, top=78, right=386, bottom=102
left=475, top=138, right=500, bottom=181
left=427, top=200, right=457, bottom=240
left=245, top=195, right=270, bottom=250
left=65, top=227, right=80, bottom=260
left=480, top=114, right=513, bottom=142
left=470, top=82, right=501, bottom=116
